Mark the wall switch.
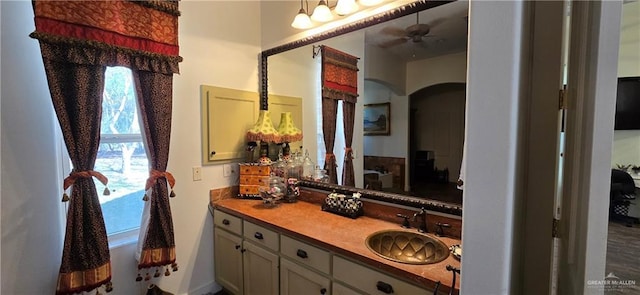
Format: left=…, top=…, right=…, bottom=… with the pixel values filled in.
left=192, top=166, right=202, bottom=181
left=223, top=164, right=232, bottom=177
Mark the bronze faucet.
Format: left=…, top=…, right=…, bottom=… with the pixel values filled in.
left=413, top=207, right=428, bottom=233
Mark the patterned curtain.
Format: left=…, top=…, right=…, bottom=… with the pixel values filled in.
left=322, top=98, right=339, bottom=184
left=30, top=1, right=181, bottom=294
left=132, top=70, right=178, bottom=280
left=342, top=101, right=356, bottom=186
left=321, top=46, right=359, bottom=185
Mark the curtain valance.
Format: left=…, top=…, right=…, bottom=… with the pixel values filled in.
left=321, top=45, right=359, bottom=104
left=30, top=0, right=182, bottom=74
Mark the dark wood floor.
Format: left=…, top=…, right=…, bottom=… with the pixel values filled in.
left=605, top=220, right=640, bottom=294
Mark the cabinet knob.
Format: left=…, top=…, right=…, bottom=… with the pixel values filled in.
left=254, top=232, right=264, bottom=240
left=210, top=151, right=216, bottom=156
left=296, top=249, right=308, bottom=259
left=376, top=281, right=394, bottom=294
left=320, top=287, right=327, bottom=294
left=235, top=245, right=241, bottom=250
left=222, top=219, right=230, bottom=225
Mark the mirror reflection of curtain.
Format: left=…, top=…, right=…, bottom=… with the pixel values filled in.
left=320, top=46, right=359, bottom=185
left=342, top=101, right=356, bottom=186
left=30, top=1, right=182, bottom=293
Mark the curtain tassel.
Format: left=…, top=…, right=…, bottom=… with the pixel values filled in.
left=142, top=193, right=149, bottom=201
left=144, top=272, right=151, bottom=281
left=171, top=262, right=178, bottom=272
left=154, top=268, right=161, bottom=278
left=103, top=187, right=111, bottom=196
left=170, top=190, right=176, bottom=198
left=61, top=192, right=70, bottom=202
left=136, top=273, right=143, bottom=282
left=105, top=281, right=113, bottom=292
left=164, top=267, right=171, bottom=276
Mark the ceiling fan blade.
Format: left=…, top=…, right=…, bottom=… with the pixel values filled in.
left=379, top=38, right=408, bottom=48
left=380, top=26, right=408, bottom=37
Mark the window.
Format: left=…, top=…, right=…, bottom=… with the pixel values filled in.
left=97, top=66, right=147, bottom=237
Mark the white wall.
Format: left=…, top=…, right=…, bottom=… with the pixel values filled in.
left=406, top=51, right=467, bottom=95
left=612, top=1, right=640, bottom=168
left=363, top=80, right=408, bottom=160
left=1, top=1, right=262, bottom=294
left=461, top=1, right=525, bottom=293
left=1, top=2, right=65, bottom=294
left=364, top=45, right=406, bottom=95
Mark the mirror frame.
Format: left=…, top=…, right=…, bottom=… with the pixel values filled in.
left=259, top=0, right=462, bottom=216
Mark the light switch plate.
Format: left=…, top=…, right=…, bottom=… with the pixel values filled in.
left=192, top=166, right=202, bottom=181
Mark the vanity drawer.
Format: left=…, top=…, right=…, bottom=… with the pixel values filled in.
left=243, top=220, right=279, bottom=252
left=280, top=235, right=331, bottom=274
left=239, top=185, right=260, bottom=195
left=333, top=256, right=427, bottom=295
left=213, top=209, right=242, bottom=235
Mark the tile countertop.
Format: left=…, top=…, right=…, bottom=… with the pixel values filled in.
left=212, top=198, right=461, bottom=293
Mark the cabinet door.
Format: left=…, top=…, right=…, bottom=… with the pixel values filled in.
left=200, top=85, right=260, bottom=163
left=214, top=228, right=244, bottom=295
left=280, top=258, right=330, bottom=295
left=242, top=241, right=279, bottom=295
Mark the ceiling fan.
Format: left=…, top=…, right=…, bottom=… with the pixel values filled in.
left=379, top=12, right=442, bottom=48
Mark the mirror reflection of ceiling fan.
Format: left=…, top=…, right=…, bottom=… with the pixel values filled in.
left=379, top=12, right=444, bottom=48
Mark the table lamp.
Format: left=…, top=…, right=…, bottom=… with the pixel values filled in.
left=246, top=110, right=281, bottom=164
left=276, top=112, right=303, bottom=159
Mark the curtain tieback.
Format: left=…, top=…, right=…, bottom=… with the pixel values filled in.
left=143, top=169, right=176, bottom=201
left=61, top=170, right=110, bottom=202
left=344, top=147, right=353, bottom=159
left=325, top=153, right=335, bottom=161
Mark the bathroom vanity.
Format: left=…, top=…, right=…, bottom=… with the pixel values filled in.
left=211, top=196, right=461, bottom=295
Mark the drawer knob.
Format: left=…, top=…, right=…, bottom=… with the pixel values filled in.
left=254, top=232, right=264, bottom=240
left=222, top=219, right=230, bottom=225
left=376, top=281, right=394, bottom=294
left=320, top=287, right=327, bottom=294
left=296, top=249, right=308, bottom=259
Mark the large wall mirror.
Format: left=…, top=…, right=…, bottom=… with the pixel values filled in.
left=262, top=0, right=468, bottom=216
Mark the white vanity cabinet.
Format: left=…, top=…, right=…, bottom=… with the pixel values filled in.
left=213, top=208, right=441, bottom=295
left=213, top=209, right=279, bottom=295
left=214, top=210, right=244, bottom=295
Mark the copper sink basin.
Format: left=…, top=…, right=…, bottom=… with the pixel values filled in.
left=365, top=230, right=449, bottom=265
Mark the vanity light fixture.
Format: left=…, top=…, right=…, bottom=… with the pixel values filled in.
left=359, top=0, right=383, bottom=6
left=291, top=0, right=313, bottom=29
left=311, top=0, right=333, bottom=22
left=292, top=0, right=387, bottom=29
left=334, top=0, right=358, bottom=15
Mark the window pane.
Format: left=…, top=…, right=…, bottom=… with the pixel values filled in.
left=96, top=141, right=147, bottom=235
left=98, top=66, right=147, bottom=236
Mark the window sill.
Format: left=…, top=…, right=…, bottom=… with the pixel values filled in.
left=108, top=228, right=140, bottom=249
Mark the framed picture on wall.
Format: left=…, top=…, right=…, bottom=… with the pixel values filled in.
left=363, top=102, right=390, bottom=136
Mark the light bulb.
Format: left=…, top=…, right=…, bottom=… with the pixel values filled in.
left=311, top=1, right=333, bottom=22
left=291, top=8, right=313, bottom=29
